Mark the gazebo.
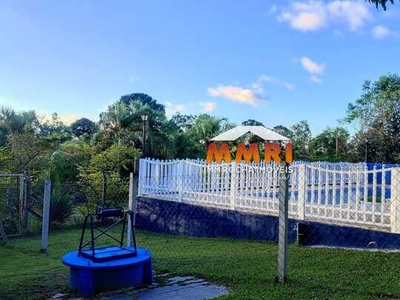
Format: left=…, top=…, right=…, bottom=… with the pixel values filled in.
left=210, top=125, right=290, bottom=142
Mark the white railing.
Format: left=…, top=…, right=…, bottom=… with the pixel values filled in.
left=138, top=159, right=400, bottom=233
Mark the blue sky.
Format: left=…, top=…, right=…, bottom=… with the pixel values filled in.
left=1, top=0, right=399, bottom=135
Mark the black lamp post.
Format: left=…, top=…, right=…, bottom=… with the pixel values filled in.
left=141, top=114, right=148, bottom=158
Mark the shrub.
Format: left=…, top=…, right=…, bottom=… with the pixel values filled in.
left=50, top=193, right=73, bottom=224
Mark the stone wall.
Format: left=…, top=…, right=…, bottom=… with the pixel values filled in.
left=136, top=197, right=400, bottom=249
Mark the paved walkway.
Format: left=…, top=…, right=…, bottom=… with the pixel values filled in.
left=101, top=275, right=229, bottom=300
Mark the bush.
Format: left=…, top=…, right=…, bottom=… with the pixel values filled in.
left=1, top=217, right=19, bottom=235
left=50, top=193, right=73, bottom=224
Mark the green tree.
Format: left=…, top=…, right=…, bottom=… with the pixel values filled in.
left=290, top=120, right=312, bottom=160
left=0, top=107, right=37, bottom=145
left=124, top=100, right=170, bottom=158
left=5, top=132, right=55, bottom=180
left=170, top=113, right=196, bottom=132
left=191, top=114, right=224, bottom=143
left=241, top=119, right=264, bottom=126
left=0, top=147, right=12, bottom=172
left=182, top=114, right=234, bottom=159
left=50, top=140, right=93, bottom=183
left=272, top=125, right=293, bottom=140
left=309, top=127, right=350, bottom=162
left=36, top=113, right=71, bottom=144
left=120, top=93, right=165, bottom=114
left=71, top=118, right=96, bottom=138
left=345, top=74, right=400, bottom=163
left=269, top=125, right=294, bottom=162
left=98, top=94, right=173, bottom=159
left=99, top=102, right=129, bottom=146
left=78, top=145, right=140, bottom=208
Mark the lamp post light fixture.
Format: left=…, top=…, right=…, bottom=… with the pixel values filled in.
left=141, top=114, right=148, bottom=158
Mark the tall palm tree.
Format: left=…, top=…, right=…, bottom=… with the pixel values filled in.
left=0, top=107, right=37, bottom=134
left=0, top=107, right=37, bottom=146
left=99, top=102, right=129, bottom=146
left=191, top=114, right=231, bottom=144
left=126, top=100, right=171, bottom=158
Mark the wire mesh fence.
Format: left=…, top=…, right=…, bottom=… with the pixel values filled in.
left=3, top=157, right=400, bottom=287
left=137, top=158, right=400, bottom=281
left=138, top=158, right=400, bottom=234
left=0, top=173, right=44, bottom=251
left=0, top=174, right=25, bottom=239
left=1, top=175, right=132, bottom=255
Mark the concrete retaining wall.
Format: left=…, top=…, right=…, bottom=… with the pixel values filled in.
left=136, top=197, right=400, bottom=249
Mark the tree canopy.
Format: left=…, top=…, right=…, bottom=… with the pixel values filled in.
left=345, top=74, right=400, bottom=163
left=367, top=0, right=397, bottom=10
left=71, top=118, right=96, bottom=138
left=2, top=80, right=400, bottom=195
left=119, top=93, right=165, bottom=114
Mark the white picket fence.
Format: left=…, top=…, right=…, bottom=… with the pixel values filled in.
left=138, top=159, right=400, bottom=233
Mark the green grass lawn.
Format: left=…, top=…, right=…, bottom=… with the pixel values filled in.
left=2, top=229, right=400, bottom=299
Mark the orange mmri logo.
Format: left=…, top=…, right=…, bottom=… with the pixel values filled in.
left=206, top=142, right=293, bottom=164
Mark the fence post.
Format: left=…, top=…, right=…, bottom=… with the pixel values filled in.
left=19, top=174, right=24, bottom=218
left=138, top=159, right=143, bottom=196
left=390, top=168, right=400, bottom=233
left=177, top=160, right=184, bottom=202
left=41, top=179, right=51, bottom=252
left=18, top=174, right=25, bottom=236
left=297, top=164, right=306, bottom=220
left=128, top=160, right=139, bottom=247
left=230, top=162, right=237, bottom=210
left=155, top=160, right=160, bottom=193
left=277, top=162, right=290, bottom=283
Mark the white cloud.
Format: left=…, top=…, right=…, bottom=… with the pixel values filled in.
left=310, top=75, right=322, bottom=83
left=298, top=57, right=325, bottom=83
left=278, top=1, right=327, bottom=31
left=208, top=75, right=293, bottom=106
left=176, top=104, right=185, bottom=111
left=327, top=1, right=372, bottom=31
left=372, top=25, right=390, bottom=39
left=40, top=113, right=81, bottom=125
left=200, top=102, right=216, bottom=112
left=208, top=86, right=259, bottom=105
left=292, top=12, right=326, bottom=31
left=253, top=75, right=295, bottom=92
left=165, top=102, right=185, bottom=117
left=276, top=1, right=372, bottom=32
left=59, top=114, right=81, bottom=125
left=300, top=57, right=325, bottom=74
left=280, top=12, right=326, bottom=31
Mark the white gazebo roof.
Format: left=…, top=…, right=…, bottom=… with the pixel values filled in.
left=210, top=125, right=290, bottom=142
